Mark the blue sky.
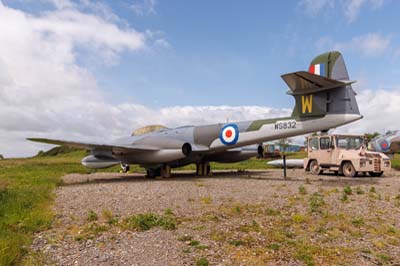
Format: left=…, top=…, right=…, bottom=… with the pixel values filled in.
left=1, top=0, right=400, bottom=157
left=5, top=0, right=400, bottom=107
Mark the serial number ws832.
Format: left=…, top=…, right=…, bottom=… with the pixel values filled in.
left=274, top=120, right=296, bottom=130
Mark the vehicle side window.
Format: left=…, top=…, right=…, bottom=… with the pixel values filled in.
left=320, top=137, right=331, bottom=150
left=309, top=138, right=319, bottom=150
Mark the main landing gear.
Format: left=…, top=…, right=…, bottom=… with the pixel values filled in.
left=196, top=162, right=211, bottom=176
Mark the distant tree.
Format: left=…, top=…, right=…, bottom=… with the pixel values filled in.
left=0, top=154, right=4, bottom=160
left=365, top=132, right=381, bottom=142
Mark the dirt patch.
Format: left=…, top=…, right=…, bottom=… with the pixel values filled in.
left=30, top=169, right=400, bottom=265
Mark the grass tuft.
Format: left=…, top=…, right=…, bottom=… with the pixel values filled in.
left=123, top=213, right=176, bottom=231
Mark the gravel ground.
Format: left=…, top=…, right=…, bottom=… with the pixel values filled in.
left=30, top=169, right=400, bottom=265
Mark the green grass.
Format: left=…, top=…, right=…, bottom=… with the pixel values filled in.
left=391, top=153, right=400, bottom=170
left=0, top=151, right=96, bottom=265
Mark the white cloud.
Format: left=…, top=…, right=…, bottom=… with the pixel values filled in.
left=334, top=88, right=400, bottom=135
left=316, top=33, right=391, bottom=57
left=298, top=0, right=334, bottom=15
left=131, top=0, right=156, bottom=16
left=336, top=33, right=390, bottom=56
left=344, top=0, right=364, bottom=22
left=299, top=0, right=386, bottom=23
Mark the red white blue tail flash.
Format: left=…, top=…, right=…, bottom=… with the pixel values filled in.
left=309, top=63, right=325, bottom=76
left=220, top=124, right=239, bottom=145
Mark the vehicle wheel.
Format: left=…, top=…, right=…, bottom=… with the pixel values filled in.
left=369, top=171, right=383, bottom=177
left=121, top=164, right=130, bottom=173
left=342, top=162, right=356, bottom=177
left=309, top=160, right=322, bottom=175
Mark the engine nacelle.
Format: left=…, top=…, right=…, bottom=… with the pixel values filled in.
left=81, top=155, right=120, bottom=169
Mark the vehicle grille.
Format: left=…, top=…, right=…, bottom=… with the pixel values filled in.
left=373, top=159, right=381, bottom=172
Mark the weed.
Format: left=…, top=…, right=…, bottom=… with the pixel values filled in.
left=164, top=208, right=174, bottom=216
left=86, top=210, right=98, bottom=222
left=343, top=186, right=352, bottom=195
left=309, top=193, right=325, bottom=213
left=229, top=240, right=244, bottom=246
left=123, top=213, right=176, bottom=231
left=376, top=253, right=391, bottom=263
left=340, top=193, right=348, bottom=202
left=75, top=223, right=109, bottom=241
left=299, top=185, right=307, bottom=195
left=305, top=178, right=311, bottom=184
left=200, top=196, right=212, bottom=204
left=370, top=186, right=376, bottom=193
left=233, top=205, right=241, bottom=214
left=351, top=217, right=364, bottom=226
left=177, top=235, right=192, bottom=242
left=268, top=243, right=280, bottom=250
left=355, top=187, right=364, bottom=195
left=190, top=240, right=200, bottom=246
left=292, top=213, right=307, bottom=223
left=196, top=257, right=209, bottom=266
left=265, top=208, right=280, bottom=216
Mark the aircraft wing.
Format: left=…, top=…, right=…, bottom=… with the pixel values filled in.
left=27, top=138, right=159, bottom=152
left=282, top=71, right=355, bottom=95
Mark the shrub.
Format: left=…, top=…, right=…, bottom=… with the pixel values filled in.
left=299, top=185, right=307, bottom=195
left=196, top=257, right=209, bottom=266
left=356, top=187, right=364, bottom=195
left=309, top=193, right=325, bottom=213
left=124, top=213, right=176, bottom=231
left=343, top=186, right=352, bottom=195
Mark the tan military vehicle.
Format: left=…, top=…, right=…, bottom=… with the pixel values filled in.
left=304, top=134, right=391, bottom=177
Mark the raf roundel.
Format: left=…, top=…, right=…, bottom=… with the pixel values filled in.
left=380, top=140, right=390, bottom=151
left=220, top=124, right=239, bottom=145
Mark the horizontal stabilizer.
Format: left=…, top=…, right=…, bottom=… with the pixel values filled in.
left=281, top=71, right=355, bottom=95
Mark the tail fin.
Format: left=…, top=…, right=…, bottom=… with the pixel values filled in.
left=282, top=51, right=360, bottom=119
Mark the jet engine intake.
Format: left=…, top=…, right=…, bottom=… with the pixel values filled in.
left=182, top=143, right=192, bottom=156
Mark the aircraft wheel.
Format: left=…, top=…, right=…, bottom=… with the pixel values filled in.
left=146, top=168, right=160, bottom=178
left=309, top=160, right=321, bottom=175
left=121, top=164, right=130, bottom=173
left=369, top=171, right=383, bottom=177
left=342, top=162, right=356, bottom=177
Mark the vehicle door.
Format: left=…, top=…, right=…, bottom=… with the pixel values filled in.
left=318, top=136, right=333, bottom=166
left=308, top=137, right=320, bottom=161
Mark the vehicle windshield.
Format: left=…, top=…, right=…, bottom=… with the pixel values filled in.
left=336, top=136, right=364, bottom=150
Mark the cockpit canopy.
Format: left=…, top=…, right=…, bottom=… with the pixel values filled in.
left=132, top=125, right=168, bottom=136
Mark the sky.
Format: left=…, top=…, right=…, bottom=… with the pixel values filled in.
left=1, top=0, right=400, bottom=157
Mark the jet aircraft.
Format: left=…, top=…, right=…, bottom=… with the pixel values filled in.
left=29, top=51, right=363, bottom=177
left=368, top=131, right=400, bottom=156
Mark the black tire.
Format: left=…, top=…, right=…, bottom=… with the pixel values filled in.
left=333, top=171, right=339, bottom=176
left=309, top=160, right=322, bottom=175
left=342, top=162, right=356, bottom=177
left=369, top=171, right=383, bottom=177
left=146, top=168, right=160, bottom=178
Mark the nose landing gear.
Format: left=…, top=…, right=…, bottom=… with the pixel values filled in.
left=121, top=164, right=130, bottom=173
